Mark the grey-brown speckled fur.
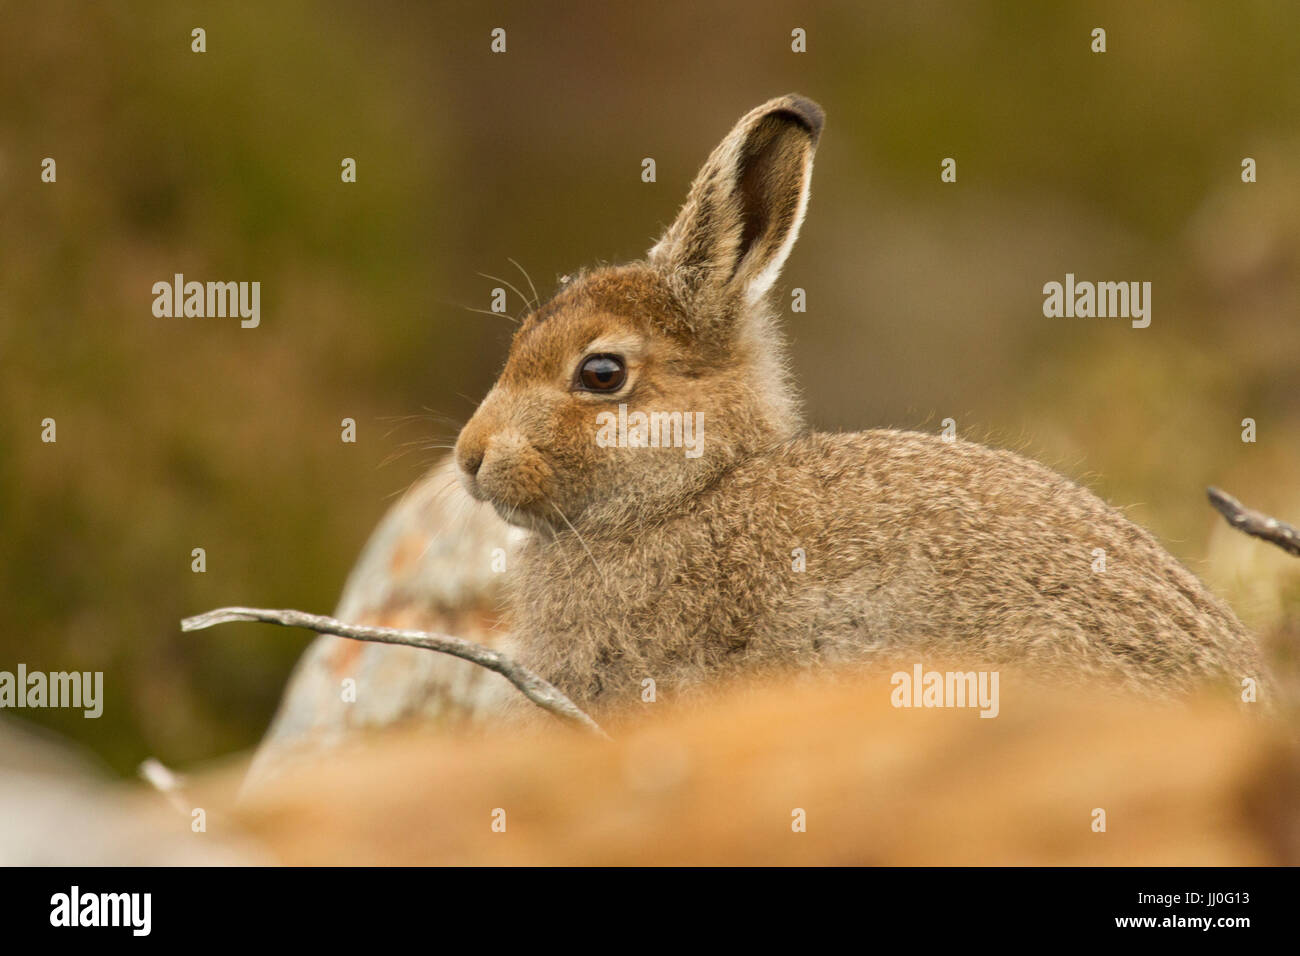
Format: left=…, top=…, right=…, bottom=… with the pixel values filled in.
left=512, top=430, right=1260, bottom=714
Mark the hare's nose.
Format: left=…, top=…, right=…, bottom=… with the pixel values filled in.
left=458, top=445, right=483, bottom=478
left=454, top=421, right=485, bottom=477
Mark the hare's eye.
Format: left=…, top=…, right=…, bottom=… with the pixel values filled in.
left=576, top=354, right=627, bottom=392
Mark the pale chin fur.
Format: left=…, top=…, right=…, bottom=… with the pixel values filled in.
left=491, top=500, right=554, bottom=533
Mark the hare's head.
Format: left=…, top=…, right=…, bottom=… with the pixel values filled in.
left=456, top=94, right=823, bottom=532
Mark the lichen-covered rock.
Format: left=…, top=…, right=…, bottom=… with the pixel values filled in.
left=243, top=457, right=524, bottom=792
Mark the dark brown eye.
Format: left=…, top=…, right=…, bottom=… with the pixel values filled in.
left=577, top=354, right=627, bottom=392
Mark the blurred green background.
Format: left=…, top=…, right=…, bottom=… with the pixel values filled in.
left=2, top=0, right=1297, bottom=774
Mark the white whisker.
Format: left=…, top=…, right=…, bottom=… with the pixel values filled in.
left=477, top=271, right=534, bottom=318
left=544, top=495, right=604, bottom=584
left=508, top=257, right=541, bottom=310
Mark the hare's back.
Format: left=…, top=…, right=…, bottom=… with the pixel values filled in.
left=738, top=429, right=1258, bottom=687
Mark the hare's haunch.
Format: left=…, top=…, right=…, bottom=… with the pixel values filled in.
left=454, top=95, right=1262, bottom=716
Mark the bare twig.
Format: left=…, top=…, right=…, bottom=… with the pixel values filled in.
left=1207, top=487, right=1300, bottom=557
left=138, top=758, right=190, bottom=816
left=182, top=606, right=609, bottom=738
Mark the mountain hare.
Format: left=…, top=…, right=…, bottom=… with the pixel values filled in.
left=454, top=94, right=1263, bottom=717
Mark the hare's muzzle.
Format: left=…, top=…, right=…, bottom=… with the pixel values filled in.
left=455, top=413, right=555, bottom=527
left=454, top=423, right=489, bottom=501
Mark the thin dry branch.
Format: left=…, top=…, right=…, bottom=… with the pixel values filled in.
left=1207, top=487, right=1300, bottom=557
left=138, top=757, right=190, bottom=816
left=182, top=606, right=609, bottom=738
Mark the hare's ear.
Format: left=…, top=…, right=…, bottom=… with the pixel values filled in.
left=649, top=94, right=823, bottom=311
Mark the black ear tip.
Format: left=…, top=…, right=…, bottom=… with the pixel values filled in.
left=775, top=94, right=825, bottom=143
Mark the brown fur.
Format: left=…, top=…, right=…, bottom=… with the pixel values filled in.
left=454, top=95, right=1265, bottom=718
